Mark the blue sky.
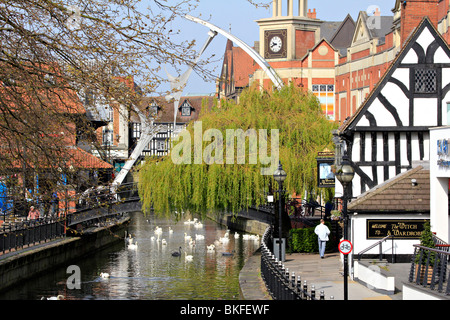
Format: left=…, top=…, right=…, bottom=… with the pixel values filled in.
left=162, top=0, right=396, bottom=95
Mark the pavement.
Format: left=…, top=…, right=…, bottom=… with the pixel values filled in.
left=239, top=250, right=410, bottom=300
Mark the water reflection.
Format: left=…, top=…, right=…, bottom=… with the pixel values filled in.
left=0, top=211, right=260, bottom=300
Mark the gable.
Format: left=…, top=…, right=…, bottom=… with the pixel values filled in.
left=329, top=14, right=356, bottom=50
left=352, top=13, right=371, bottom=45
left=342, top=18, right=450, bottom=134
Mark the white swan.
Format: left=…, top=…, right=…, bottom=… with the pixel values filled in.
left=234, top=233, right=240, bottom=239
left=184, top=233, right=192, bottom=242
left=42, top=295, right=65, bottom=300
left=169, top=227, right=173, bottom=234
left=162, top=239, right=167, bottom=245
left=128, top=242, right=138, bottom=250
left=195, top=234, right=205, bottom=240
left=185, top=254, right=193, bottom=261
left=100, top=272, right=110, bottom=278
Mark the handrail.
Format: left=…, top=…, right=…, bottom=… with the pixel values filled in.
left=357, top=235, right=395, bottom=262
left=408, top=245, right=450, bottom=295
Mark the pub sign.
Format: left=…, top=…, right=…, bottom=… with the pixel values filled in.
left=367, top=219, right=428, bottom=239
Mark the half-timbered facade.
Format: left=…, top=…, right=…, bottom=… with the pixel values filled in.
left=337, top=18, right=450, bottom=198
left=132, top=95, right=215, bottom=159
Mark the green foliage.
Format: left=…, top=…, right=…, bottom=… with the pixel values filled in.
left=138, top=84, right=339, bottom=217
left=415, top=221, right=436, bottom=265
left=289, top=222, right=336, bottom=253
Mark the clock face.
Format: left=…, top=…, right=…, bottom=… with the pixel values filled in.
left=269, top=36, right=282, bottom=53
left=264, top=30, right=287, bottom=59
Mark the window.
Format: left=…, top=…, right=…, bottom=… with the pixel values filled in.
left=157, top=140, right=166, bottom=150
left=181, top=101, right=191, bottom=116
left=132, top=123, right=141, bottom=139
left=148, top=101, right=159, bottom=117
left=102, top=128, right=113, bottom=146
left=311, top=84, right=335, bottom=120
left=415, top=68, right=437, bottom=93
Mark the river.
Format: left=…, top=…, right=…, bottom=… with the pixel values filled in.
left=0, top=211, right=261, bottom=300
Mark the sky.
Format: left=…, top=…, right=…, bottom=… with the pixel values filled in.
left=161, top=0, right=396, bottom=95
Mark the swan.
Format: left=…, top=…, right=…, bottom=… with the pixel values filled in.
left=171, top=247, right=182, bottom=257
left=195, top=234, right=205, bottom=240
left=128, top=242, right=138, bottom=250
left=162, top=239, right=167, bottom=245
left=168, top=227, right=173, bottom=234
left=150, top=236, right=155, bottom=241
left=184, top=233, right=192, bottom=242
left=42, top=295, right=65, bottom=300
left=185, top=254, right=193, bottom=261
left=194, top=221, right=203, bottom=228
left=100, top=272, right=110, bottom=278
left=234, top=233, right=240, bottom=239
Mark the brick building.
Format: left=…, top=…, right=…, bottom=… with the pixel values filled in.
left=217, top=0, right=450, bottom=124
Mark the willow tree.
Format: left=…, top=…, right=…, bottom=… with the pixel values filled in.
left=139, top=84, right=339, bottom=219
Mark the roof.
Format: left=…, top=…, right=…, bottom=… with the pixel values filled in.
left=136, top=95, right=216, bottom=124
left=338, top=17, right=448, bottom=134
left=348, top=166, right=430, bottom=213
left=68, top=147, right=113, bottom=169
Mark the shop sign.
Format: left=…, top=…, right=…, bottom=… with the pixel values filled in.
left=437, top=139, right=450, bottom=167
left=367, top=219, right=428, bottom=239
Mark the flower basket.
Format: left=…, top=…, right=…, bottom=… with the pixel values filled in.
left=330, top=210, right=341, bottom=221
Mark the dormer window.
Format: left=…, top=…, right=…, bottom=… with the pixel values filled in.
left=180, top=100, right=192, bottom=116
left=148, top=100, right=159, bottom=117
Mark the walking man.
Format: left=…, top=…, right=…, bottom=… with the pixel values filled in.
left=315, top=219, right=330, bottom=259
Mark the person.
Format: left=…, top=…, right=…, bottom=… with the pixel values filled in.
left=314, top=219, right=330, bottom=259
left=27, top=205, right=40, bottom=221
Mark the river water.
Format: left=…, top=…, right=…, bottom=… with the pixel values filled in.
left=0, top=211, right=261, bottom=300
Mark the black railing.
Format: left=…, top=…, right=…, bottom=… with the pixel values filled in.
left=260, top=227, right=325, bottom=300
left=0, top=182, right=139, bottom=254
left=0, top=217, right=66, bottom=254
left=408, top=244, right=450, bottom=296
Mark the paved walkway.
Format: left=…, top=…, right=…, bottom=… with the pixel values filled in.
left=240, top=250, right=408, bottom=300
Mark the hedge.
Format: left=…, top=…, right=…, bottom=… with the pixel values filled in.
left=288, top=222, right=336, bottom=253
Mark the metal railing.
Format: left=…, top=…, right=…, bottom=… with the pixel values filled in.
left=260, top=227, right=325, bottom=300
left=0, top=182, right=139, bottom=255
left=0, top=217, right=66, bottom=254
left=357, top=235, right=395, bottom=262
left=408, top=244, right=450, bottom=296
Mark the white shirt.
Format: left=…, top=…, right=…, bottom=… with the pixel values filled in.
left=315, top=223, right=330, bottom=241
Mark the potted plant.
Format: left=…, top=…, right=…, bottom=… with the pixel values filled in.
left=414, top=221, right=436, bottom=284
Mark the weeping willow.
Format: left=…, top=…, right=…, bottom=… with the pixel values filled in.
left=138, top=84, right=339, bottom=219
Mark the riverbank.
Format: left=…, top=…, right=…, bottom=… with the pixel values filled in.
left=0, top=215, right=130, bottom=293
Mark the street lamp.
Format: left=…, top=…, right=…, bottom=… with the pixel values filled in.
left=273, top=161, right=286, bottom=262
left=335, top=154, right=354, bottom=301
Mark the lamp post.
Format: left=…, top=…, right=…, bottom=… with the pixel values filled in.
left=334, top=154, right=354, bottom=301
left=273, top=161, right=286, bottom=262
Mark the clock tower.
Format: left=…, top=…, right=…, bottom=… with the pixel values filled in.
left=257, top=0, right=322, bottom=61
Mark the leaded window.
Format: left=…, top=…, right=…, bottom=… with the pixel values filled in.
left=415, top=68, right=437, bottom=93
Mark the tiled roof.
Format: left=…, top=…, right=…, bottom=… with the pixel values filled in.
left=68, top=147, right=113, bottom=169
left=347, top=166, right=430, bottom=213
left=136, top=95, right=216, bottom=124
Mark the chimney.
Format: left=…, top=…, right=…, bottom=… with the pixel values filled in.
left=400, top=0, right=439, bottom=45
left=307, top=8, right=316, bottom=19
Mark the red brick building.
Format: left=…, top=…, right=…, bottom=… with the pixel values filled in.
left=217, top=0, right=450, bottom=124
